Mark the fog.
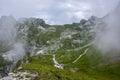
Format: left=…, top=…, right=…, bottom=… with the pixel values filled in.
left=94, top=2, right=120, bottom=55
left=0, top=16, right=25, bottom=61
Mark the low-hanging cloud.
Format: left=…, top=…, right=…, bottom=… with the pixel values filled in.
left=94, top=2, right=120, bottom=56
left=0, top=16, right=26, bottom=61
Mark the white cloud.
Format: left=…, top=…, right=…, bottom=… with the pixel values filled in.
left=0, top=0, right=120, bottom=24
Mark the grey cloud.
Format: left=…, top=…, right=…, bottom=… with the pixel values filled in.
left=0, top=0, right=120, bottom=24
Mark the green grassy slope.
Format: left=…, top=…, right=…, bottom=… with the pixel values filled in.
left=20, top=47, right=120, bottom=80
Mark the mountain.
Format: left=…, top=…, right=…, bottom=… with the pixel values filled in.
left=1, top=3, right=120, bottom=79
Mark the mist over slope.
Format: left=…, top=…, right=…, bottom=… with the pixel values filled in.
left=0, top=16, right=16, bottom=52
left=0, top=16, right=26, bottom=77
left=0, top=16, right=26, bottom=60
left=94, top=3, right=120, bottom=55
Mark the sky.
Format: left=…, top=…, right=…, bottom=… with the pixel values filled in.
left=0, top=0, right=120, bottom=24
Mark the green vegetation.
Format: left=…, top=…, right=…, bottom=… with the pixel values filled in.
left=0, top=55, right=12, bottom=77
left=18, top=46, right=119, bottom=80
left=22, top=49, right=120, bottom=80
left=0, top=17, right=120, bottom=80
